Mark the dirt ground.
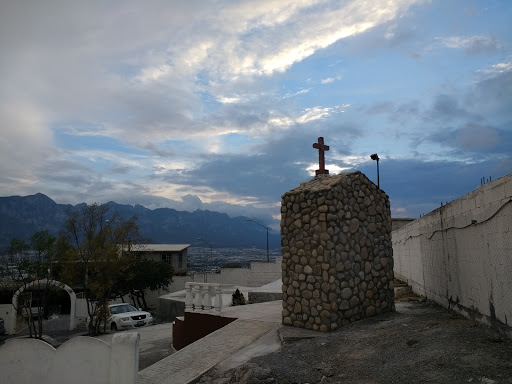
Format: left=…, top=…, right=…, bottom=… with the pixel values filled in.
left=200, top=285, right=512, bottom=384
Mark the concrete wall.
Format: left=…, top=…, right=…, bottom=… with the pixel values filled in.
left=0, top=304, right=14, bottom=334
left=166, top=257, right=282, bottom=295
left=391, top=218, right=415, bottom=232
left=248, top=257, right=283, bottom=286
left=392, top=173, right=512, bottom=337
left=157, top=257, right=283, bottom=321
left=0, top=332, right=139, bottom=384
left=206, top=268, right=249, bottom=286
left=75, top=298, right=89, bottom=319
left=157, top=298, right=185, bottom=322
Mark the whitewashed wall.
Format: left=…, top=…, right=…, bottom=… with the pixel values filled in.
left=0, top=333, right=139, bottom=384
left=167, top=256, right=282, bottom=296
left=75, top=298, right=89, bottom=318
left=393, top=173, right=512, bottom=337
left=0, top=304, right=15, bottom=334
left=248, top=257, right=283, bottom=286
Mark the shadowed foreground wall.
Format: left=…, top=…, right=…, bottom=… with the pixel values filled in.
left=393, top=173, right=512, bottom=338
left=0, top=333, right=139, bottom=384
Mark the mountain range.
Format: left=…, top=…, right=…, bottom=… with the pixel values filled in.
left=0, top=193, right=281, bottom=249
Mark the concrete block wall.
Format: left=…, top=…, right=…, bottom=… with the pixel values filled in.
left=281, top=172, right=395, bottom=332
left=393, top=173, right=512, bottom=337
left=0, top=333, right=139, bottom=384
left=247, top=257, right=283, bottom=286
left=166, top=257, right=282, bottom=296
left=207, top=268, right=250, bottom=286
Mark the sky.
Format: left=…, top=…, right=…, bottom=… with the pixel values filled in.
left=1, top=0, right=511, bottom=230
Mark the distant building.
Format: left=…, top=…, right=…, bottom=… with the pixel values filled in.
left=126, top=244, right=190, bottom=274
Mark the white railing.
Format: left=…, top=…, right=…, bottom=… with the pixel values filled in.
left=184, top=282, right=223, bottom=314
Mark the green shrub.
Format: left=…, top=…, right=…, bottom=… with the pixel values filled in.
left=231, top=289, right=246, bottom=306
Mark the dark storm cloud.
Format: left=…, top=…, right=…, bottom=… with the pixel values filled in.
left=208, top=103, right=272, bottom=130
left=358, top=157, right=511, bottom=218
left=111, top=165, right=132, bottom=174
left=34, top=159, right=94, bottom=188
left=469, top=70, right=512, bottom=117
left=157, top=124, right=363, bottom=202
left=426, top=94, right=474, bottom=122
left=428, top=122, right=512, bottom=155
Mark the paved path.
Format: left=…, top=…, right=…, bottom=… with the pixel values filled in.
left=138, top=318, right=280, bottom=384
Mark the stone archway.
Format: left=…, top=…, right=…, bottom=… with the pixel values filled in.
left=8, top=279, right=76, bottom=335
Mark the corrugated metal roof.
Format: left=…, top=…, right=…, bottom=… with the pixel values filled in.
left=128, top=244, right=191, bottom=252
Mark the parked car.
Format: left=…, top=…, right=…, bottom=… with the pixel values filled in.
left=0, top=317, right=6, bottom=335
left=108, top=303, right=153, bottom=331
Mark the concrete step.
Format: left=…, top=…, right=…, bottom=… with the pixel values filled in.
left=138, top=318, right=279, bottom=384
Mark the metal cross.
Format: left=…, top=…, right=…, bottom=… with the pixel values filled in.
left=313, top=137, right=329, bottom=175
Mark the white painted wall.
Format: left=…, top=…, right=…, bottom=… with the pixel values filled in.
left=7, top=279, right=77, bottom=335
left=392, top=173, right=512, bottom=336
left=0, top=332, right=139, bottom=384
left=75, top=298, right=89, bottom=319
left=248, top=257, right=283, bottom=286
left=207, top=268, right=249, bottom=285
left=0, top=304, right=15, bottom=334
left=166, top=256, right=282, bottom=297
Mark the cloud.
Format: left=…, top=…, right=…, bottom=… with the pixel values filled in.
left=0, top=0, right=510, bottom=233
left=0, top=101, right=55, bottom=193
left=469, top=60, right=512, bottom=118
left=426, top=94, right=471, bottom=122
left=357, top=156, right=511, bottom=218
left=455, top=123, right=499, bottom=152
left=477, top=60, right=512, bottom=76
left=429, top=35, right=500, bottom=55
left=428, top=122, right=510, bottom=156
left=321, top=78, right=335, bottom=84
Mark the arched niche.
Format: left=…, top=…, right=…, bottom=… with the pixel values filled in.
left=8, top=279, right=76, bottom=334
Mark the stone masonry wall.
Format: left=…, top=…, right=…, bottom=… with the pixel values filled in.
left=281, top=171, right=394, bottom=332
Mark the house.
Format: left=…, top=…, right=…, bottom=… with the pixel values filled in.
left=127, top=244, right=190, bottom=274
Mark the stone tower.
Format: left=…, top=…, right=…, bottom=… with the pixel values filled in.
left=280, top=171, right=394, bottom=332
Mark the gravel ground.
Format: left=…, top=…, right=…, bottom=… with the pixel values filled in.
left=199, top=288, right=512, bottom=384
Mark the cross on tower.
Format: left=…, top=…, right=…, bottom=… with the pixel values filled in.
left=313, top=137, right=329, bottom=175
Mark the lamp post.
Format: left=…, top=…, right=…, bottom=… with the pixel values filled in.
left=197, top=237, right=212, bottom=283
left=246, top=219, right=269, bottom=262
left=370, top=153, right=380, bottom=188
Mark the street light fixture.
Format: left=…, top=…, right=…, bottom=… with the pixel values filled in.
left=370, top=153, right=380, bottom=188
left=197, top=237, right=212, bottom=283
left=246, top=219, right=269, bottom=262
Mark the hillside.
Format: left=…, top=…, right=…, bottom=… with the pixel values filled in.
left=0, top=193, right=280, bottom=249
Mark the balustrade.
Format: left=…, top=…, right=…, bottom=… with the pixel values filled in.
left=184, top=282, right=223, bottom=314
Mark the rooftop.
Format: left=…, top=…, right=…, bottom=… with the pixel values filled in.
left=128, top=244, right=191, bottom=252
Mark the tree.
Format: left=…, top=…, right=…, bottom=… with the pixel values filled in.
left=114, top=258, right=173, bottom=309
left=0, top=231, right=60, bottom=338
left=60, top=203, right=144, bottom=335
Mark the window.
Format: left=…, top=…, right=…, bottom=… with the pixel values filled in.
left=178, top=253, right=183, bottom=269
left=161, top=254, right=172, bottom=264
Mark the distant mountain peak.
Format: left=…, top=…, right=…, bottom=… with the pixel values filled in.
left=0, top=193, right=280, bottom=249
